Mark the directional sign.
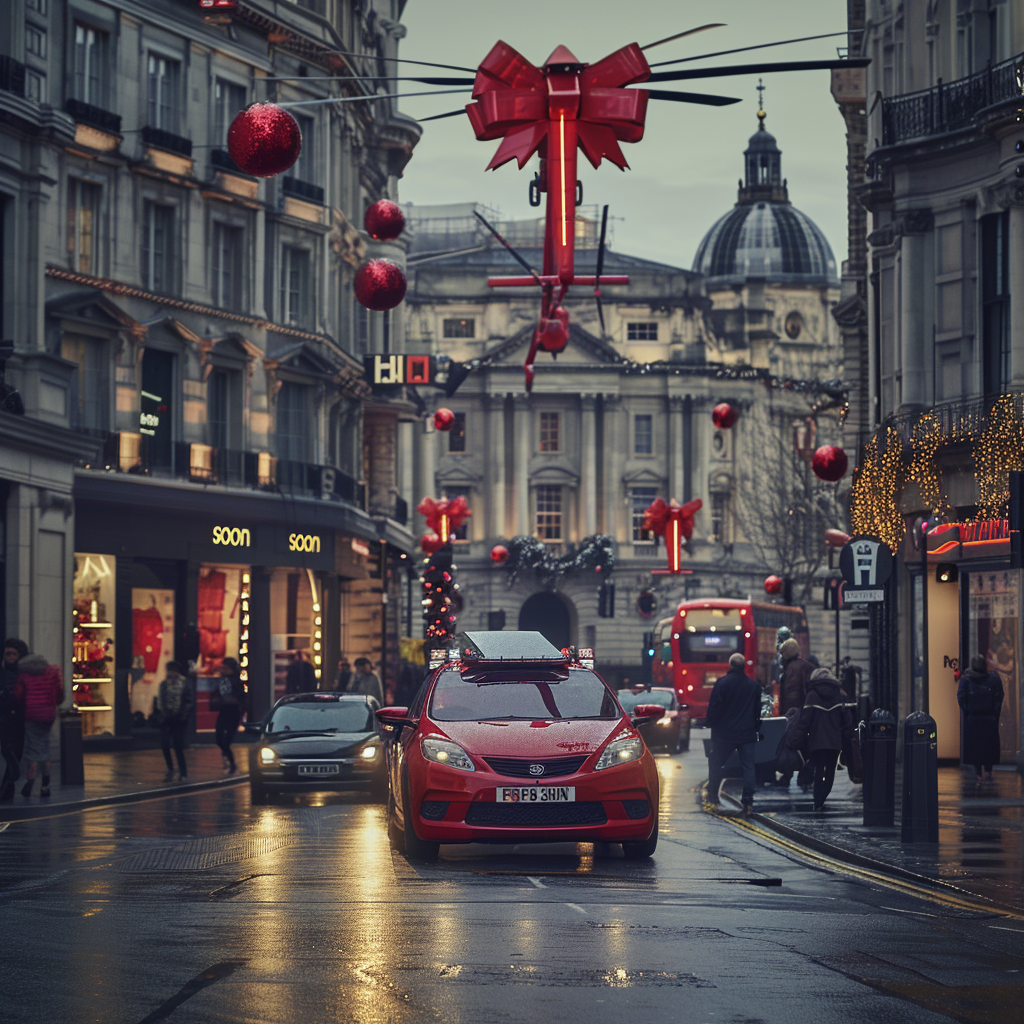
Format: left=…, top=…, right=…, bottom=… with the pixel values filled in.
left=841, top=587, right=885, bottom=603
left=839, top=537, right=893, bottom=590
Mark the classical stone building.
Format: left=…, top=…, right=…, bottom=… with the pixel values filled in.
left=0, top=0, right=420, bottom=743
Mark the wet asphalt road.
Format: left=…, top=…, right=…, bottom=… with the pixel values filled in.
left=2, top=750, right=1023, bottom=1024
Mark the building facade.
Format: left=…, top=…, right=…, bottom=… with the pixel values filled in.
left=849, top=0, right=1024, bottom=765
left=0, top=0, right=421, bottom=744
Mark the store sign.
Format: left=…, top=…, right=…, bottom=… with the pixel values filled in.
left=212, top=525, right=251, bottom=547
left=288, top=532, right=321, bottom=553
left=927, top=519, right=1010, bottom=562
left=364, top=354, right=434, bottom=387
left=351, top=538, right=370, bottom=557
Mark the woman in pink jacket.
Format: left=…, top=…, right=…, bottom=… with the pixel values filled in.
left=14, top=654, right=64, bottom=797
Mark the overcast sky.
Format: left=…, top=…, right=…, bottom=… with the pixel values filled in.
left=395, top=0, right=850, bottom=271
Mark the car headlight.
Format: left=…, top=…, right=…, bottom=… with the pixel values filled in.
left=359, top=745, right=379, bottom=761
left=421, top=737, right=475, bottom=772
left=259, top=747, right=277, bottom=765
left=595, top=735, right=643, bottom=770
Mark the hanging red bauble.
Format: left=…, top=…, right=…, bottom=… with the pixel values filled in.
left=824, top=528, right=851, bottom=548
left=364, top=200, right=405, bottom=241
left=354, top=259, right=407, bottom=311
left=227, top=103, right=302, bottom=178
left=433, top=407, right=456, bottom=431
left=712, top=402, right=739, bottom=429
left=537, top=307, right=570, bottom=353
left=764, top=575, right=783, bottom=595
left=490, top=544, right=509, bottom=563
left=812, top=445, right=849, bottom=482
left=421, top=533, right=443, bottom=555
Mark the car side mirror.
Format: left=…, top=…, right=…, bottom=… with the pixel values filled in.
left=631, top=703, right=665, bottom=727
left=243, top=721, right=263, bottom=736
left=376, top=706, right=415, bottom=734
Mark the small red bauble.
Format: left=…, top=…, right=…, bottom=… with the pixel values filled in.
left=364, top=200, right=405, bottom=241
left=227, top=103, right=302, bottom=178
left=490, top=544, right=509, bottom=563
left=421, top=533, right=443, bottom=555
left=433, top=407, right=455, bottom=431
left=764, top=575, right=783, bottom=595
left=812, top=445, right=849, bottom=482
left=354, top=259, right=407, bottom=311
left=824, top=528, right=851, bottom=548
left=712, top=402, right=739, bottom=429
left=537, top=307, right=570, bottom=353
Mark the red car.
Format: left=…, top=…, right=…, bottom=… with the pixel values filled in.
left=376, top=631, right=662, bottom=863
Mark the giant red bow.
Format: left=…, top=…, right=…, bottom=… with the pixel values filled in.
left=643, top=498, right=703, bottom=540
left=417, top=495, right=472, bottom=535
left=466, top=41, right=650, bottom=172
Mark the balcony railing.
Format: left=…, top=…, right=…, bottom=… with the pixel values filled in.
left=210, top=148, right=249, bottom=176
left=64, top=98, right=121, bottom=134
left=282, top=176, right=325, bottom=205
left=880, top=386, right=1024, bottom=448
left=141, top=125, right=193, bottom=157
left=0, top=56, right=26, bottom=97
left=881, top=52, right=1024, bottom=146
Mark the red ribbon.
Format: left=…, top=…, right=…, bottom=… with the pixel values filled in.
left=465, top=41, right=650, bottom=171
left=417, top=495, right=472, bottom=535
left=642, top=498, right=703, bottom=540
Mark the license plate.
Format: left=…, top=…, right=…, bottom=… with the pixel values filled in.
left=496, top=786, right=575, bottom=803
left=298, top=764, right=340, bottom=775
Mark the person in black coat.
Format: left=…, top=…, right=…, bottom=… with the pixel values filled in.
left=211, top=657, right=247, bottom=774
left=784, top=668, right=856, bottom=811
left=0, top=638, right=29, bottom=801
left=704, top=652, right=762, bottom=816
left=957, top=654, right=1003, bottom=781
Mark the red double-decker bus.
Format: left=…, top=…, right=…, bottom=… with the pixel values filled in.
left=665, top=599, right=810, bottom=717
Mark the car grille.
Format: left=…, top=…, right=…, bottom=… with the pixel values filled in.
left=465, top=801, right=607, bottom=827
left=623, top=799, right=651, bottom=819
left=482, top=755, right=589, bottom=778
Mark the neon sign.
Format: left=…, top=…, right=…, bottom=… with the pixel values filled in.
left=212, top=526, right=251, bottom=547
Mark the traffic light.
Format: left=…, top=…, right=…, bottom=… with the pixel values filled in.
left=636, top=590, right=657, bottom=618
left=641, top=630, right=655, bottom=682
left=598, top=582, right=615, bottom=618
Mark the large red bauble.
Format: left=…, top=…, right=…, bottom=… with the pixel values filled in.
left=812, top=445, right=849, bottom=482
left=433, top=407, right=455, bottom=431
left=364, top=200, right=405, bottom=241
left=490, top=544, right=509, bottom=563
left=421, top=533, right=443, bottom=555
left=227, top=103, right=302, bottom=178
left=354, top=259, right=407, bottom=311
left=764, top=575, right=783, bottom=595
left=712, top=402, right=739, bottom=429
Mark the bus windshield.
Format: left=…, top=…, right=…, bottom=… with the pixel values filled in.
left=677, top=608, right=744, bottom=663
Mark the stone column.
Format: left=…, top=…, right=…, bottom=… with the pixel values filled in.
left=898, top=211, right=931, bottom=409
left=513, top=394, right=531, bottom=535
left=1009, top=202, right=1024, bottom=385
left=668, top=395, right=684, bottom=500
left=602, top=395, right=624, bottom=542
left=487, top=393, right=507, bottom=540
left=580, top=394, right=597, bottom=537
left=418, top=416, right=436, bottom=529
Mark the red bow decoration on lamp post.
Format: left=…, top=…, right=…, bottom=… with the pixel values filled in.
left=417, top=495, right=472, bottom=544
left=642, top=498, right=703, bottom=574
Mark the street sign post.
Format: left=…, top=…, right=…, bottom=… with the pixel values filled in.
left=839, top=537, right=892, bottom=603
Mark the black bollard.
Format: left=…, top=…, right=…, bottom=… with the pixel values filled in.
left=860, top=709, right=896, bottom=827
left=901, top=710, right=938, bottom=843
left=59, top=709, right=85, bottom=786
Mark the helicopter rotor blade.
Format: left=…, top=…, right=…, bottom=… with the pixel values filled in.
left=594, top=204, right=609, bottom=335
left=473, top=210, right=542, bottom=285
left=260, top=74, right=474, bottom=85
left=412, top=76, right=477, bottom=86
left=646, top=89, right=742, bottom=106
left=323, top=50, right=478, bottom=73
left=648, top=57, right=869, bottom=83
left=641, top=23, right=725, bottom=51
left=649, top=30, right=852, bottom=68
left=416, top=108, right=468, bottom=123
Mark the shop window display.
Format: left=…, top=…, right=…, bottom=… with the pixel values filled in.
left=196, top=564, right=248, bottom=731
left=72, top=553, right=116, bottom=738
left=131, top=589, right=175, bottom=721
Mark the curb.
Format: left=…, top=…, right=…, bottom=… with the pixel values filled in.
left=0, top=773, right=249, bottom=823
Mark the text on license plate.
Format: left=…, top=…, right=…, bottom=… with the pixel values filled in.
left=496, top=787, right=575, bottom=802
left=298, top=764, right=340, bottom=775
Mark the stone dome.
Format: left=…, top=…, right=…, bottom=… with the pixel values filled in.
left=692, top=111, right=839, bottom=289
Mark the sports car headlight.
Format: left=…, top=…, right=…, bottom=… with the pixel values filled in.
left=259, top=747, right=277, bottom=765
left=421, top=737, right=475, bottom=772
left=359, top=745, right=379, bottom=761
left=595, top=735, right=643, bottom=770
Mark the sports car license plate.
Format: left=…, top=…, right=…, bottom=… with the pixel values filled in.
left=298, top=764, right=340, bottom=775
left=496, top=786, right=576, bottom=802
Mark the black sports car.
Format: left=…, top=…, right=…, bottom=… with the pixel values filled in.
left=245, top=692, right=387, bottom=803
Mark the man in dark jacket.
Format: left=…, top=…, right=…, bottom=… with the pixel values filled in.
left=285, top=650, right=317, bottom=694
left=0, top=638, right=29, bottom=801
left=704, top=652, right=762, bottom=816
left=776, top=638, right=814, bottom=787
left=957, top=654, right=1003, bottom=780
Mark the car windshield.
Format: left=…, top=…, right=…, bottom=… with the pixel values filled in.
left=617, top=689, right=674, bottom=711
left=430, top=668, right=620, bottom=721
left=267, top=703, right=374, bottom=734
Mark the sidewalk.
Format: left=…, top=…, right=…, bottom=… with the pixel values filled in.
left=0, top=743, right=249, bottom=822
left=718, top=763, right=1024, bottom=915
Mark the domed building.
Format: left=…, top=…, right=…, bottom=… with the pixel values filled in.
left=693, top=105, right=841, bottom=380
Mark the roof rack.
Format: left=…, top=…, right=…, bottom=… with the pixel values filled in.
left=461, top=631, right=567, bottom=664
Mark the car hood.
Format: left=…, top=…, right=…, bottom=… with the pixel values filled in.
left=427, top=718, right=628, bottom=758
left=264, top=731, right=376, bottom=757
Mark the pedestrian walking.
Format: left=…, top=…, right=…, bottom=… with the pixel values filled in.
left=347, top=657, right=384, bottom=705
left=155, top=661, right=194, bottom=782
left=285, top=650, right=317, bottom=694
left=704, top=652, right=762, bottom=817
left=0, top=638, right=29, bottom=801
left=210, top=656, right=246, bottom=774
left=336, top=657, right=352, bottom=692
left=958, top=654, right=1004, bottom=781
left=775, top=637, right=815, bottom=787
left=13, top=654, right=64, bottom=798
left=783, top=667, right=856, bottom=811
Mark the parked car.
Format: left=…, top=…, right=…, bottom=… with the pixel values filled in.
left=377, top=632, right=661, bottom=863
left=246, top=692, right=386, bottom=804
left=616, top=686, right=690, bottom=752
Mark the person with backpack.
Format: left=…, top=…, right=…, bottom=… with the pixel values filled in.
left=13, top=653, right=64, bottom=798
left=704, top=652, right=762, bottom=817
left=958, top=654, right=1004, bottom=781
left=155, top=661, right=194, bottom=782
left=210, top=657, right=246, bottom=774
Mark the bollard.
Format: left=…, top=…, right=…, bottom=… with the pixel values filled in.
left=901, top=710, right=938, bottom=843
left=860, top=709, right=896, bottom=827
left=59, top=709, right=85, bottom=786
